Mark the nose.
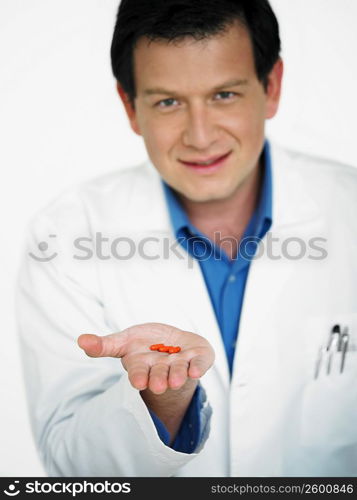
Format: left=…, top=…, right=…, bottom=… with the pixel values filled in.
left=182, top=103, right=218, bottom=150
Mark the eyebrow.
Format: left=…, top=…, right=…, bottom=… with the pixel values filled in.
left=213, top=78, right=249, bottom=90
left=143, top=78, right=249, bottom=96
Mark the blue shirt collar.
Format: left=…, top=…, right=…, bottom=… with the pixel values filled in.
left=162, top=140, right=272, bottom=242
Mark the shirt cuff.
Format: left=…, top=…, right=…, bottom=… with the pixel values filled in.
left=148, top=383, right=209, bottom=454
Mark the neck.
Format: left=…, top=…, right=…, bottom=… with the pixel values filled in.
left=180, top=162, right=262, bottom=237
left=177, top=161, right=262, bottom=260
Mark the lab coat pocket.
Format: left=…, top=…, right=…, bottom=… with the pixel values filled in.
left=300, top=312, right=357, bottom=449
left=300, top=354, right=357, bottom=448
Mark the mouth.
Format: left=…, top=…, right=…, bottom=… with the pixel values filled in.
left=179, top=151, right=232, bottom=173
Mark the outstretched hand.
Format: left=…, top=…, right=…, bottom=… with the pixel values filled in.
left=78, top=322, right=215, bottom=394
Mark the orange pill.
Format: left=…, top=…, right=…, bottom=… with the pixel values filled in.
left=158, top=346, right=170, bottom=352
left=150, top=344, right=164, bottom=351
left=173, top=346, right=181, bottom=353
left=168, top=347, right=176, bottom=354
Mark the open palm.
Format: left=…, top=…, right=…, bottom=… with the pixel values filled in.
left=78, top=322, right=215, bottom=394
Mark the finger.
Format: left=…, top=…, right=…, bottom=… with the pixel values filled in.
left=168, top=360, right=189, bottom=390
left=188, top=355, right=211, bottom=379
left=148, top=363, right=170, bottom=395
left=127, top=360, right=150, bottom=391
left=77, top=332, right=127, bottom=358
left=77, top=334, right=102, bottom=357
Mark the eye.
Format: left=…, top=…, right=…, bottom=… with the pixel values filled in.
left=214, top=91, right=238, bottom=101
left=155, top=98, right=179, bottom=108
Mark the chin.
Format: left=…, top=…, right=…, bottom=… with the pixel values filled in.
left=184, top=189, right=231, bottom=204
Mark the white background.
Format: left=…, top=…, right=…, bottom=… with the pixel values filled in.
left=0, top=0, right=356, bottom=476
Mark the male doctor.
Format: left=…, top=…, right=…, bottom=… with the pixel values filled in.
left=16, top=0, right=357, bottom=477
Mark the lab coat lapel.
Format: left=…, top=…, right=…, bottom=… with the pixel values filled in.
left=231, top=144, right=325, bottom=380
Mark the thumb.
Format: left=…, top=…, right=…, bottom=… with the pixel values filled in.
left=77, top=332, right=127, bottom=358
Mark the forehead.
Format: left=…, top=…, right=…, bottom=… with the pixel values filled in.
left=133, top=22, right=256, bottom=94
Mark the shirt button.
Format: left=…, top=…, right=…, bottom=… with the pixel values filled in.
left=188, top=423, right=193, bottom=429
left=228, top=274, right=236, bottom=283
left=190, top=440, right=194, bottom=446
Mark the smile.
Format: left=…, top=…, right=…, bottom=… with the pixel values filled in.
left=179, top=151, right=232, bottom=172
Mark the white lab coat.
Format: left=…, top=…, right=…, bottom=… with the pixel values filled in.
left=16, top=142, right=357, bottom=477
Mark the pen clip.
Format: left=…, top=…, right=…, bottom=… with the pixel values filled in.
left=326, top=324, right=340, bottom=375
left=327, top=324, right=340, bottom=351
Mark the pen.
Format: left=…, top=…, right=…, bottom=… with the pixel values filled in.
left=340, top=328, right=349, bottom=373
left=327, top=324, right=340, bottom=351
left=314, top=345, right=323, bottom=379
left=326, top=325, right=340, bottom=375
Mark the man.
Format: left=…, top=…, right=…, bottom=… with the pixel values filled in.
left=16, top=0, right=357, bottom=477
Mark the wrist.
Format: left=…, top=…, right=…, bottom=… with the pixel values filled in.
left=140, top=378, right=198, bottom=442
left=141, top=377, right=198, bottom=408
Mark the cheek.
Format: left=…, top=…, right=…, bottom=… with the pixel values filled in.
left=230, top=101, right=266, bottom=143
left=221, top=99, right=265, bottom=135
left=141, top=118, right=181, bottom=160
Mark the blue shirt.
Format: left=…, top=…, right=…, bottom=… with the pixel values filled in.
left=150, top=141, right=273, bottom=452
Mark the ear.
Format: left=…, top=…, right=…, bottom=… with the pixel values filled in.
left=116, top=83, right=141, bottom=135
left=265, top=58, right=284, bottom=119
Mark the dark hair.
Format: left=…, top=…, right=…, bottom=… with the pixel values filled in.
left=110, top=0, right=281, bottom=102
